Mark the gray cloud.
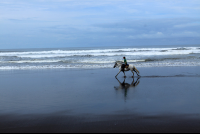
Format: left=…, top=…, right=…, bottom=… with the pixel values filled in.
left=0, top=0, right=200, bottom=48
left=90, top=18, right=200, bottom=39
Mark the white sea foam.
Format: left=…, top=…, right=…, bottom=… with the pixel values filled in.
left=0, top=59, right=145, bottom=64
left=6, top=60, right=61, bottom=63
left=0, top=47, right=199, bottom=70
left=78, top=59, right=145, bottom=64
left=0, top=61, right=199, bottom=70
left=0, top=65, right=109, bottom=70
left=0, top=47, right=199, bottom=58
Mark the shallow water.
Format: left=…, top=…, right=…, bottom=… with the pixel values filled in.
left=0, top=67, right=200, bottom=132
left=0, top=67, right=199, bottom=116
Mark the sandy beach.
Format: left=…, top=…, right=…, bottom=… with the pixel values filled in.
left=0, top=67, right=200, bottom=133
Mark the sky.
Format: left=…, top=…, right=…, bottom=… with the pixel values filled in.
left=0, top=0, right=200, bottom=49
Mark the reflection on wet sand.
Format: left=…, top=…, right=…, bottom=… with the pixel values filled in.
left=114, top=77, right=140, bottom=99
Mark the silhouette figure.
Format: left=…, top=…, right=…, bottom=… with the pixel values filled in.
left=113, top=61, right=140, bottom=78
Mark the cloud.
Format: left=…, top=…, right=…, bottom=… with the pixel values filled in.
left=171, top=31, right=200, bottom=37
left=174, top=23, right=200, bottom=28
left=0, top=0, right=200, bottom=48
left=128, top=32, right=164, bottom=39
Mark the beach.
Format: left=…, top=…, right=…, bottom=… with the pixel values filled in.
left=0, top=66, right=200, bottom=133
left=1, top=0, right=200, bottom=132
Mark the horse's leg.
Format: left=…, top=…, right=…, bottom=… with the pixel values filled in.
left=133, top=67, right=140, bottom=76
left=133, top=69, right=140, bottom=76
left=123, top=71, right=126, bottom=77
left=115, top=70, right=121, bottom=77
left=136, top=70, right=140, bottom=76
left=131, top=70, right=134, bottom=78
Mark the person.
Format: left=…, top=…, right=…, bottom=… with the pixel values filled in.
left=121, top=57, right=129, bottom=71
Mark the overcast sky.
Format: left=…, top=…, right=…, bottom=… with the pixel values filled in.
left=0, top=0, right=200, bottom=49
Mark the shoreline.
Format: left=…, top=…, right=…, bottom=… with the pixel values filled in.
left=0, top=64, right=200, bottom=70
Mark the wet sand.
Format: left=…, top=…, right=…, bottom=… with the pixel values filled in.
left=0, top=67, right=200, bottom=133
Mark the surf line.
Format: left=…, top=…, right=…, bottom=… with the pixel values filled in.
left=139, top=75, right=200, bottom=78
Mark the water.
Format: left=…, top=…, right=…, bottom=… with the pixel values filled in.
left=0, top=45, right=200, bottom=70
left=0, top=67, right=200, bottom=115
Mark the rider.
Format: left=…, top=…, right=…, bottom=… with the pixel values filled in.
left=122, top=57, right=129, bottom=71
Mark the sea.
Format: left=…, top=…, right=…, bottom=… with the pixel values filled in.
left=0, top=45, right=200, bottom=70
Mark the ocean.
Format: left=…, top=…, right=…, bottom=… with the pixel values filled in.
left=0, top=45, right=200, bottom=70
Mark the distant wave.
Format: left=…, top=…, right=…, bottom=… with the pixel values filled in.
left=145, top=57, right=181, bottom=62
left=0, top=56, right=22, bottom=62
left=0, top=61, right=200, bottom=70
left=1, top=57, right=197, bottom=64
left=78, top=59, right=145, bottom=64
left=0, top=59, right=145, bottom=64
left=0, top=46, right=200, bottom=70
left=0, top=47, right=199, bottom=58
left=6, top=60, right=61, bottom=63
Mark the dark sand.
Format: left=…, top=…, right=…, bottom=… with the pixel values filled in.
left=0, top=67, right=200, bottom=133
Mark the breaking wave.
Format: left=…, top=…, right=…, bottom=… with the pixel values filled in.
left=0, top=61, right=200, bottom=70
left=0, top=47, right=199, bottom=58
left=0, top=46, right=200, bottom=70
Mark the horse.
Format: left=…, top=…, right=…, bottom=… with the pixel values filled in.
left=113, top=61, right=140, bottom=77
